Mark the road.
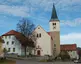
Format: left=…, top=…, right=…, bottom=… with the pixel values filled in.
left=16, top=60, right=76, bottom=64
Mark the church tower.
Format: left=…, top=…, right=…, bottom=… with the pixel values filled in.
left=49, top=4, right=60, bottom=57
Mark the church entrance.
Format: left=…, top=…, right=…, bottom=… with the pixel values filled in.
left=37, top=50, right=41, bottom=56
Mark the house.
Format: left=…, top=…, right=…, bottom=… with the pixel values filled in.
left=1, top=30, right=34, bottom=56
left=33, top=4, right=60, bottom=57
left=60, top=44, right=79, bottom=59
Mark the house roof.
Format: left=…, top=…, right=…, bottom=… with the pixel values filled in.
left=47, top=32, right=50, bottom=36
left=47, top=32, right=53, bottom=40
left=60, top=44, right=77, bottom=51
left=2, top=30, right=34, bottom=47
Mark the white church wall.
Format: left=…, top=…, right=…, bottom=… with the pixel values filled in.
left=34, top=26, right=52, bottom=56
left=49, top=21, right=60, bottom=32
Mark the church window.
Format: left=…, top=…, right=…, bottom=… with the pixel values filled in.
left=55, top=23, right=56, bottom=25
left=54, top=44, right=56, bottom=47
left=39, top=33, right=41, bottom=37
left=53, top=23, right=56, bottom=25
left=37, top=33, right=41, bottom=38
left=37, top=34, right=38, bottom=37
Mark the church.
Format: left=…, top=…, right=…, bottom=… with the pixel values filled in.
left=1, top=4, right=79, bottom=59
left=1, top=4, right=60, bottom=58
left=33, top=4, right=60, bottom=57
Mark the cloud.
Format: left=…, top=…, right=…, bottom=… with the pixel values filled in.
left=60, top=18, right=81, bottom=27
left=60, top=33, right=81, bottom=47
left=0, top=0, right=81, bottom=17
left=0, top=5, right=30, bottom=17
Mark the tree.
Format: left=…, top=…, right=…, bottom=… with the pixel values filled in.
left=59, top=51, right=70, bottom=61
left=16, top=18, right=36, bottom=56
left=17, top=18, right=35, bottom=37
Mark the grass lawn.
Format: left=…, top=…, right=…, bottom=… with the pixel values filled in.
left=0, top=59, right=16, bottom=64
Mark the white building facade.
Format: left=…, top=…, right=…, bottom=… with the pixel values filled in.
left=33, top=26, right=52, bottom=56
left=61, top=44, right=79, bottom=59
left=32, top=4, right=60, bottom=57
left=2, top=34, right=24, bottom=55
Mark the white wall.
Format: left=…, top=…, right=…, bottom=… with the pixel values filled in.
left=49, top=21, right=60, bottom=32
left=2, top=35, right=21, bottom=55
left=68, top=51, right=78, bottom=59
left=34, top=25, right=52, bottom=56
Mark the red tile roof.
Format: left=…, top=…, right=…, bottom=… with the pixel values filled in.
left=47, top=32, right=50, bottom=36
left=47, top=32, right=53, bottom=40
left=2, top=30, right=20, bottom=36
left=2, top=30, right=34, bottom=47
left=60, top=44, right=77, bottom=51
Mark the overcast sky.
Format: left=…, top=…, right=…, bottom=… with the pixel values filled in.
left=0, top=0, right=81, bottom=47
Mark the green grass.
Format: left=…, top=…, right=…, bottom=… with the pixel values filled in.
left=0, top=59, right=16, bottom=64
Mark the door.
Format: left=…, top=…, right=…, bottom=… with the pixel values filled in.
left=37, top=50, right=41, bottom=56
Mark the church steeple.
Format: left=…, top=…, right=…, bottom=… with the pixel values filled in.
left=50, top=4, right=59, bottom=21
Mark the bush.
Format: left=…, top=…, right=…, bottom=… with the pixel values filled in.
left=59, top=51, right=71, bottom=61
left=39, top=59, right=47, bottom=62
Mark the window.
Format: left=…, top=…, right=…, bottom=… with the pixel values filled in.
left=13, top=48, right=15, bottom=52
left=37, top=34, right=38, bottom=37
left=7, top=41, right=9, bottom=45
left=39, top=33, right=41, bottom=37
left=37, top=33, right=41, bottom=38
left=8, top=48, right=10, bottom=52
left=53, top=23, right=56, bottom=25
left=54, top=44, right=56, bottom=47
left=9, top=36, right=11, bottom=38
left=54, top=49, right=56, bottom=51
left=12, top=41, right=14, bottom=45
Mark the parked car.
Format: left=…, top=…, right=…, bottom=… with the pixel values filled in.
left=74, top=60, right=81, bottom=63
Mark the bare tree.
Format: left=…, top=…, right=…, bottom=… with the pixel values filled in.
left=16, top=18, right=36, bottom=56
left=17, top=18, right=35, bottom=37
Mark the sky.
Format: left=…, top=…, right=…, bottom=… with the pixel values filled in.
left=0, top=0, right=81, bottom=47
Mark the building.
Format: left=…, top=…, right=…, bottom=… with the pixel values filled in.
left=33, top=4, right=60, bottom=57
left=60, top=44, right=79, bottom=59
left=1, top=30, right=34, bottom=56
left=33, top=25, right=52, bottom=56
left=49, top=4, right=60, bottom=57
left=1, top=4, right=60, bottom=57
